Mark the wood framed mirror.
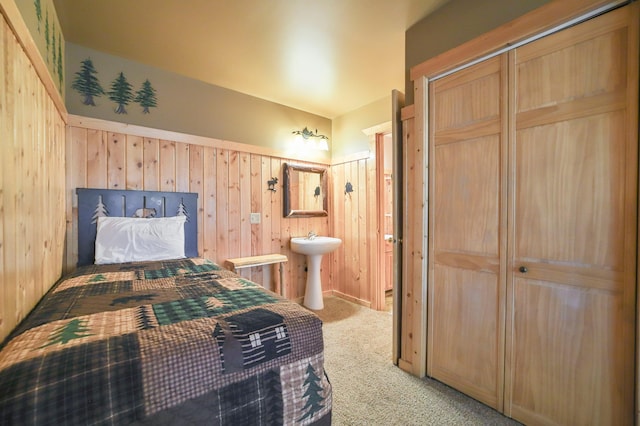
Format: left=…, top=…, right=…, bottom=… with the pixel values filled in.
left=283, top=163, right=328, bottom=218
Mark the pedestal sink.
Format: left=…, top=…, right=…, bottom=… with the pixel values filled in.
left=291, top=236, right=342, bottom=310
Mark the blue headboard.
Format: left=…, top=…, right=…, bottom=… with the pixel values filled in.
left=76, top=188, right=199, bottom=267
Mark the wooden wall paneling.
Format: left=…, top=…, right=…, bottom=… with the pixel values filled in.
left=258, top=156, right=273, bottom=287
left=62, top=118, right=375, bottom=309
left=14, top=47, right=27, bottom=325
left=24, top=67, right=36, bottom=306
left=126, top=135, right=143, bottom=190
left=352, top=161, right=363, bottom=300
left=49, top=109, right=62, bottom=286
left=332, top=164, right=346, bottom=295
left=202, top=146, right=217, bottom=261
left=270, top=158, right=283, bottom=293
left=239, top=152, right=252, bottom=272
left=214, top=149, right=229, bottom=262
left=175, top=142, right=190, bottom=193
left=357, top=159, right=369, bottom=303
left=227, top=151, right=241, bottom=261
left=320, top=215, right=331, bottom=292
left=33, top=74, right=43, bottom=296
left=66, top=126, right=87, bottom=272
left=248, top=154, right=262, bottom=281
left=2, top=19, right=17, bottom=340
left=280, top=202, right=292, bottom=295
left=53, top=115, right=64, bottom=284
left=323, top=165, right=334, bottom=293
left=44, top=96, right=65, bottom=294
left=107, top=132, right=126, bottom=189
left=189, top=145, right=204, bottom=257
left=143, top=138, right=160, bottom=191
left=159, top=140, right=176, bottom=191
left=352, top=160, right=363, bottom=301
left=341, top=162, right=350, bottom=298
left=1, top=19, right=10, bottom=339
left=291, top=218, right=305, bottom=300
left=343, top=162, right=356, bottom=298
left=86, top=129, right=107, bottom=188
left=287, top=215, right=299, bottom=296
left=0, top=17, right=5, bottom=338
left=34, top=84, right=44, bottom=296
left=16, top=47, right=28, bottom=322
left=1, top=10, right=66, bottom=342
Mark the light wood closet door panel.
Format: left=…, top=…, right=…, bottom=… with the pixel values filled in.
left=506, top=7, right=637, bottom=425
left=429, top=55, right=507, bottom=410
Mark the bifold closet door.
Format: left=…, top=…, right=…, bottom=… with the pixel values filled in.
left=428, top=54, right=508, bottom=410
left=505, top=5, right=638, bottom=425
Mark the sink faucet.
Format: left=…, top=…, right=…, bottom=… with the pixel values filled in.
left=307, top=231, right=317, bottom=240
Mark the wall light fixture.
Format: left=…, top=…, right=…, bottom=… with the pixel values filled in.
left=292, top=127, right=329, bottom=151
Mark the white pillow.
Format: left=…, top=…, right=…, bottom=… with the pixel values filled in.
left=95, top=216, right=186, bottom=265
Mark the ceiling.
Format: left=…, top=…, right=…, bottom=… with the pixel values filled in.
left=53, top=0, right=448, bottom=118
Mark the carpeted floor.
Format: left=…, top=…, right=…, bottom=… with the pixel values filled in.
left=314, top=297, right=520, bottom=426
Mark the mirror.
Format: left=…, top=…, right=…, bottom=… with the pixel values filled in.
left=283, top=163, right=328, bottom=217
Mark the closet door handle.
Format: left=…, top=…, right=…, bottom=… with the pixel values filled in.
left=519, top=266, right=528, bottom=273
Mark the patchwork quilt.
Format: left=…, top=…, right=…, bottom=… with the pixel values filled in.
left=0, top=258, right=332, bottom=425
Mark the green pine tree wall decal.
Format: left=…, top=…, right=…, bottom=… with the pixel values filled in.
left=44, top=9, right=49, bottom=63
left=42, top=318, right=93, bottom=347
left=135, top=79, right=158, bottom=114
left=108, top=72, right=134, bottom=114
left=34, top=0, right=42, bottom=32
left=51, top=22, right=56, bottom=67
left=57, top=34, right=63, bottom=88
left=298, top=363, right=326, bottom=421
left=72, top=58, right=104, bottom=106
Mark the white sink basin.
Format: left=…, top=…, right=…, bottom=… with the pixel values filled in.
left=290, top=236, right=342, bottom=310
left=290, top=236, right=342, bottom=256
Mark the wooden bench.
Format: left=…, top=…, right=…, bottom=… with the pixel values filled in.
left=225, top=254, right=288, bottom=297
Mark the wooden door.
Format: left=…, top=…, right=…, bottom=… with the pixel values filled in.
left=428, top=54, right=508, bottom=410
left=505, top=6, right=638, bottom=425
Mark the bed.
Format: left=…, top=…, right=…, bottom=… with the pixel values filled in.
left=0, top=188, right=332, bottom=425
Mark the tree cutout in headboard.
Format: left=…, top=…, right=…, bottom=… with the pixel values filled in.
left=177, top=198, right=190, bottom=222
left=91, top=195, right=109, bottom=224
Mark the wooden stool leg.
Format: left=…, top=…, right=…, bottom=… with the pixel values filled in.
left=279, top=263, right=286, bottom=298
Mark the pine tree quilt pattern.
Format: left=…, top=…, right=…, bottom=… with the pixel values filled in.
left=0, top=258, right=332, bottom=425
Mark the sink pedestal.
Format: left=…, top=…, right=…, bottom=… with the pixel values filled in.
left=290, top=236, right=342, bottom=311
left=303, top=254, right=324, bottom=310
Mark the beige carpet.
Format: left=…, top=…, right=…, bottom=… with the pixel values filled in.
left=314, top=297, right=520, bottom=426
